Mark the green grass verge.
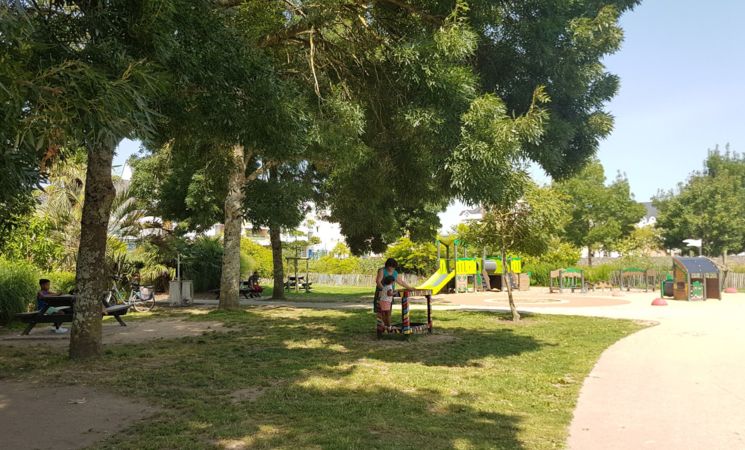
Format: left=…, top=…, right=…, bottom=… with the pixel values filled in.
left=0, top=308, right=645, bottom=449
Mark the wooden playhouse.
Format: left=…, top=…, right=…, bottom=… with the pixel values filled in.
left=670, top=256, right=721, bottom=301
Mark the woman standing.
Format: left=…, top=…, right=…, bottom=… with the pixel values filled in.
left=374, top=258, right=414, bottom=313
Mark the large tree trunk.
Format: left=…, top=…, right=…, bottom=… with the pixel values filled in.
left=219, top=144, right=247, bottom=310
left=502, top=248, right=520, bottom=321
left=70, top=144, right=116, bottom=359
left=587, top=246, right=593, bottom=267
left=269, top=223, right=285, bottom=299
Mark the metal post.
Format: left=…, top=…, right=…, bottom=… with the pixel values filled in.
left=401, top=290, right=411, bottom=335
left=426, top=292, right=432, bottom=333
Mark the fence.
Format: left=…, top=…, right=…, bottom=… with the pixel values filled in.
left=268, top=272, right=424, bottom=287
left=723, top=272, right=745, bottom=290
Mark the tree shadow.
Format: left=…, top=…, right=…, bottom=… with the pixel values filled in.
left=209, top=385, right=526, bottom=449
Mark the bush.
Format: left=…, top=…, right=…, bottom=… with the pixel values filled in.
left=45, top=271, right=77, bottom=294
left=181, top=237, right=224, bottom=292
left=240, top=238, right=273, bottom=277
left=0, top=258, right=40, bottom=324
left=522, top=241, right=581, bottom=286
left=385, top=238, right=438, bottom=275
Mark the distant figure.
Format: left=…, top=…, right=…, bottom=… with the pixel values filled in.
left=248, top=271, right=263, bottom=296
left=37, top=279, right=68, bottom=334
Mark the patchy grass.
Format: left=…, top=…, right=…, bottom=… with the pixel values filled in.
left=0, top=308, right=645, bottom=449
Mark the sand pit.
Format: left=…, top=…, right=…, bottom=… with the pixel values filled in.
left=0, top=319, right=227, bottom=347
left=0, top=381, right=156, bottom=450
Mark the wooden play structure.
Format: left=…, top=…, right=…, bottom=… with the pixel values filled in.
left=375, top=289, right=433, bottom=338
left=549, top=268, right=586, bottom=293
left=663, top=256, right=721, bottom=301
left=619, top=268, right=662, bottom=292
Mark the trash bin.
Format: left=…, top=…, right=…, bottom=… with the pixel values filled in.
left=661, top=280, right=674, bottom=298
left=169, top=280, right=193, bottom=306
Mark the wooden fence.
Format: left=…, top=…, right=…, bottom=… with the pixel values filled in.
left=723, top=272, right=745, bottom=290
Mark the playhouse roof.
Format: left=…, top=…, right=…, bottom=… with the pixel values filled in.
left=673, top=256, right=719, bottom=275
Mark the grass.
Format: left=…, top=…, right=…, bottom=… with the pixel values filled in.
left=265, top=284, right=373, bottom=303
left=0, top=308, right=645, bottom=449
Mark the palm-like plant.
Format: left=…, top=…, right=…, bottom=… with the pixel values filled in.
left=37, top=157, right=145, bottom=271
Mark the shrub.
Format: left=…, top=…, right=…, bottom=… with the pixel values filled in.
left=522, top=240, right=581, bottom=286
left=0, top=258, right=40, bottom=324
left=385, top=238, right=438, bottom=275
left=181, top=237, right=224, bottom=292
left=240, top=238, right=273, bottom=277
left=45, top=271, right=77, bottom=294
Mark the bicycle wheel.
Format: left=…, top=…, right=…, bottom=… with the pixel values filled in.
left=103, top=290, right=121, bottom=307
left=131, top=291, right=156, bottom=312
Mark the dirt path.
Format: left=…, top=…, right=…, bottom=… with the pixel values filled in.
left=0, top=381, right=156, bottom=450
left=0, top=319, right=227, bottom=347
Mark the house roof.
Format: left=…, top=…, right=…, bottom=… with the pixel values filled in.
left=641, top=202, right=658, bottom=219
left=674, top=256, right=719, bottom=275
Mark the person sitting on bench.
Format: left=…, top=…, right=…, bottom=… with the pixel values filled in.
left=248, top=271, right=263, bottom=295
left=37, top=279, right=69, bottom=334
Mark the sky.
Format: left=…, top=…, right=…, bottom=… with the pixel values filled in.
left=115, top=0, right=745, bottom=231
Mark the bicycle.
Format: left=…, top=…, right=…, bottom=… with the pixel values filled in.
left=104, top=276, right=156, bottom=312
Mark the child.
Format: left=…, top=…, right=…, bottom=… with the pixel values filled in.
left=37, top=279, right=69, bottom=334
left=378, top=275, right=396, bottom=328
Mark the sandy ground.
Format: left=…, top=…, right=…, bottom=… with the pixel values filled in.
left=0, top=318, right=227, bottom=347
left=0, top=381, right=156, bottom=450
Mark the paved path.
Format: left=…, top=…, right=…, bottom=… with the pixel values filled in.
left=567, top=295, right=745, bottom=449
left=194, top=289, right=745, bottom=449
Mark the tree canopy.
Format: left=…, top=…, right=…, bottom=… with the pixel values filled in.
left=654, top=147, right=745, bottom=256
left=555, top=159, right=645, bottom=264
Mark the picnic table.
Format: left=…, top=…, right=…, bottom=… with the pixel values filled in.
left=210, top=281, right=262, bottom=300
left=284, top=276, right=313, bottom=291
left=15, top=295, right=130, bottom=336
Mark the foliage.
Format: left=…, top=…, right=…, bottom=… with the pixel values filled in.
left=617, top=226, right=664, bottom=257
left=522, top=240, right=581, bottom=286
left=555, top=159, right=646, bottom=262
left=181, top=237, right=224, bottom=293
left=473, top=1, right=640, bottom=179
left=467, top=184, right=569, bottom=258
left=385, top=238, right=439, bottom=275
left=0, top=215, right=63, bottom=272
left=44, top=271, right=77, bottom=295
left=654, top=146, right=745, bottom=256
left=240, top=238, right=273, bottom=278
left=309, top=255, right=383, bottom=276
left=0, top=258, right=39, bottom=324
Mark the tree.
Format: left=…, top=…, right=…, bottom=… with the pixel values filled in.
left=555, top=160, right=645, bottom=265
left=4, top=1, right=178, bottom=358
left=617, top=226, right=663, bottom=257
left=470, top=1, right=640, bottom=179
left=465, top=184, right=568, bottom=320
left=385, top=238, right=438, bottom=276
left=654, top=147, right=745, bottom=257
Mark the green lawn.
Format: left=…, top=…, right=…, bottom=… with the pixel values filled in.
left=0, top=308, right=644, bottom=449
left=263, top=284, right=373, bottom=303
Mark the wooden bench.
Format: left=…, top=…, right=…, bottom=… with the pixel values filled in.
left=210, top=286, right=260, bottom=300
left=15, top=297, right=130, bottom=335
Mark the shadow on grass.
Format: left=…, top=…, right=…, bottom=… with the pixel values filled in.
left=207, top=385, right=525, bottom=449
left=193, top=308, right=544, bottom=368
